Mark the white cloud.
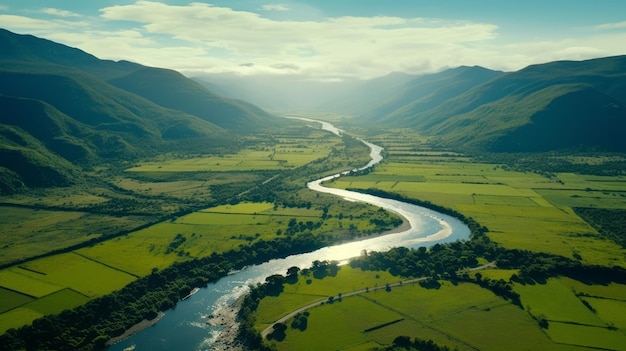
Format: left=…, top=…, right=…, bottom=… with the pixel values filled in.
left=261, top=4, right=290, bottom=11
left=41, top=8, right=80, bottom=17
left=97, top=1, right=500, bottom=78
left=0, top=14, right=88, bottom=30
left=4, top=1, right=624, bottom=80
left=594, top=21, right=626, bottom=30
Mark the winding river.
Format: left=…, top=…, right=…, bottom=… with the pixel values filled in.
left=109, top=119, right=470, bottom=351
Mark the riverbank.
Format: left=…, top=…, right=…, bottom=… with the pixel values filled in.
left=106, top=312, right=164, bottom=346
left=106, top=117, right=468, bottom=351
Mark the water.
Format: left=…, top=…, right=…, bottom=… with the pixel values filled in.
left=109, top=120, right=470, bottom=351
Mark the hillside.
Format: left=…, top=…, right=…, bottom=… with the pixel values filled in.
left=110, top=67, right=278, bottom=131
left=362, top=56, right=626, bottom=152
left=359, top=66, right=504, bottom=124
left=0, top=29, right=282, bottom=192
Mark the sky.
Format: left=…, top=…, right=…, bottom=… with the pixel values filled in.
left=2, top=0, right=626, bottom=81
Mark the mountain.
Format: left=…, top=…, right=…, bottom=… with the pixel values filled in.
left=110, top=67, right=278, bottom=131
left=362, top=56, right=626, bottom=152
left=0, top=28, right=281, bottom=193
left=359, top=66, right=504, bottom=124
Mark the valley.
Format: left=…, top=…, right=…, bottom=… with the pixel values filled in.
left=249, top=131, right=626, bottom=351
left=0, top=27, right=625, bottom=351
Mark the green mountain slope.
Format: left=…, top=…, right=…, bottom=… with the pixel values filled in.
left=430, top=84, right=626, bottom=152
left=361, top=66, right=503, bottom=124
left=0, top=28, right=140, bottom=80
left=0, top=123, right=78, bottom=192
left=0, top=28, right=282, bottom=193
left=364, top=56, right=626, bottom=152
left=109, top=67, right=278, bottom=131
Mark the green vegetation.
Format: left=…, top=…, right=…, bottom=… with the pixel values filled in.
left=328, top=135, right=626, bottom=267
left=2, top=28, right=626, bottom=351
left=0, top=116, right=395, bottom=347
left=241, top=234, right=626, bottom=350
left=358, top=55, right=626, bottom=154
left=237, top=130, right=626, bottom=351
left=574, top=207, right=626, bottom=247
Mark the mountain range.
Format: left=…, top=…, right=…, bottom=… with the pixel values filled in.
left=352, top=57, right=626, bottom=152
left=1, top=28, right=625, bottom=193
left=0, top=28, right=281, bottom=193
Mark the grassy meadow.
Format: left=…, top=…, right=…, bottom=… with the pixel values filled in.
left=0, top=196, right=394, bottom=333
left=125, top=129, right=340, bottom=173
left=0, top=206, right=154, bottom=266
left=0, top=124, right=369, bottom=333
left=254, top=130, right=626, bottom=350
left=0, top=123, right=400, bottom=333
left=328, top=133, right=626, bottom=267
left=259, top=265, right=583, bottom=351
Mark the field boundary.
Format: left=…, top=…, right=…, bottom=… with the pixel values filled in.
left=71, top=252, right=140, bottom=278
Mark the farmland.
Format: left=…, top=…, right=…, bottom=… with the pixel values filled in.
left=327, top=133, right=626, bottom=268
left=0, top=124, right=392, bottom=335
left=125, top=128, right=340, bottom=173
left=256, top=265, right=578, bottom=351
left=248, top=130, right=626, bottom=351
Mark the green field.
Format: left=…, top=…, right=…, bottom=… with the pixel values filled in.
left=255, top=266, right=397, bottom=330
left=259, top=266, right=571, bottom=351
left=126, top=130, right=340, bottom=172
left=256, top=132, right=626, bottom=350
left=77, top=200, right=393, bottom=276
left=0, top=195, right=398, bottom=333
left=0, top=205, right=157, bottom=266
left=0, top=288, right=34, bottom=313
left=330, top=158, right=626, bottom=267
left=511, top=277, right=626, bottom=349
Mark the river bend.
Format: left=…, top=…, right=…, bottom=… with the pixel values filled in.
left=109, top=119, right=470, bottom=351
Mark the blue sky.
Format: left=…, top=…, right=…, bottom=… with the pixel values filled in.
left=2, top=1, right=626, bottom=80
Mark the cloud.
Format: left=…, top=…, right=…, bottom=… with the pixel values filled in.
left=594, top=21, right=626, bottom=30
left=261, top=4, right=290, bottom=11
left=4, top=1, right=624, bottom=80
left=41, top=8, right=80, bottom=17
left=97, top=1, right=500, bottom=78
left=0, top=14, right=88, bottom=30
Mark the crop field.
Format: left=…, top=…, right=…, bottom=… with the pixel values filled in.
left=19, top=288, right=89, bottom=316
left=0, top=288, right=34, bottom=313
left=0, top=308, right=43, bottom=334
left=514, top=277, right=626, bottom=349
left=255, top=266, right=397, bottom=330
left=13, top=253, right=136, bottom=297
left=77, top=201, right=392, bottom=276
left=0, top=288, right=88, bottom=333
left=329, top=154, right=626, bottom=267
left=0, top=206, right=155, bottom=266
left=273, top=297, right=404, bottom=351
left=0, top=196, right=395, bottom=331
left=260, top=267, right=565, bottom=351
left=0, top=254, right=133, bottom=333
left=126, top=130, right=340, bottom=173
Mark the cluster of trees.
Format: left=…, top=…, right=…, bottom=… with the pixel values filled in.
left=383, top=336, right=454, bottom=351
left=574, top=207, right=626, bottom=247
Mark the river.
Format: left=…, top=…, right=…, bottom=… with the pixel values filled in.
left=109, top=119, right=470, bottom=351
